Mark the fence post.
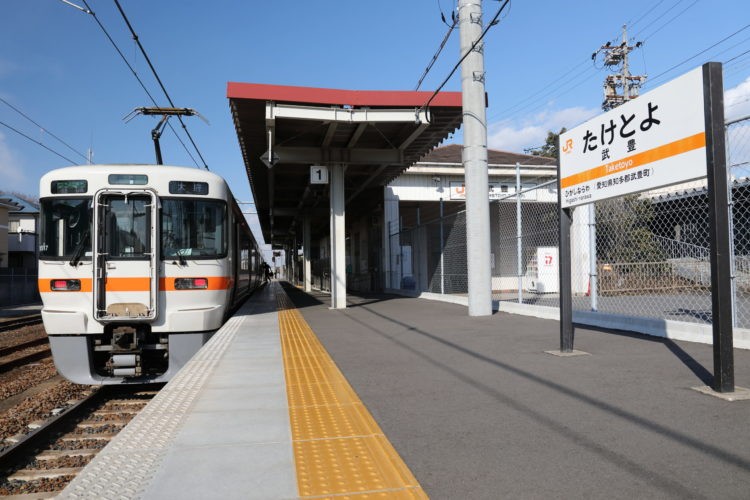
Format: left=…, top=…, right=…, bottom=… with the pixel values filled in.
left=589, top=203, right=598, bottom=311
left=440, top=197, right=445, bottom=295
left=516, top=162, right=523, bottom=304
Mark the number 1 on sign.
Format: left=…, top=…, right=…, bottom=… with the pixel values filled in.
left=310, top=165, right=329, bottom=184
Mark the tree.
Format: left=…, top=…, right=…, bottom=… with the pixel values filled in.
left=527, top=128, right=567, bottom=160
left=596, top=194, right=665, bottom=267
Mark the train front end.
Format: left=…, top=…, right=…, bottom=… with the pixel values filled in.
left=38, top=165, right=234, bottom=385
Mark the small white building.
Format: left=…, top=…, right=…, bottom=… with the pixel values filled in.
left=381, top=144, right=592, bottom=296
left=0, top=197, right=19, bottom=268
left=1, top=194, right=39, bottom=269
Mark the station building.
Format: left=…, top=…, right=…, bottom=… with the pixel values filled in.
left=228, top=83, right=593, bottom=308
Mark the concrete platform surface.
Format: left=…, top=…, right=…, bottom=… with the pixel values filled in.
left=284, top=284, right=750, bottom=500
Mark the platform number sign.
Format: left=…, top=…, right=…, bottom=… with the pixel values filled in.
left=310, top=165, right=329, bottom=185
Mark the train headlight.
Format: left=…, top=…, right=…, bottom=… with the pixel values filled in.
left=174, top=277, right=209, bottom=290
left=50, top=279, right=81, bottom=291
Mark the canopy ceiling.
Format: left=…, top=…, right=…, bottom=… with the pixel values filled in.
left=227, top=82, right=463, bottom=246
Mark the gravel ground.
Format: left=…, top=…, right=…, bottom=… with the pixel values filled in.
left=0, top=323, right=157, bottom=496
left=0, top=476, right=74, bottom=495
left=0, top=359, right=58, bottom=402
left=0, top=324, right=46, bottom=350
left=32, top=455, right=91, bottom=470
left=0, top=382, right=91, bottom=444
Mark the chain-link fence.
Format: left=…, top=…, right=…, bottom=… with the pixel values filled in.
left=728, top=114, right=750, bottom=327
left=490, top=114, right=750, bottom=334
left=388, top=209, right=469, bottom=294
left=364, top=114, right=750, bottom=343
left=0, top=268, right=40, bottom=306
left=493, top=181, right=560, bottom=308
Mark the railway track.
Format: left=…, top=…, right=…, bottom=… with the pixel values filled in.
left=0, top=386, right=158, bottom=496
left=0, top=334, right=50, bottom=375
left=0, top=316, right=43, bottom=334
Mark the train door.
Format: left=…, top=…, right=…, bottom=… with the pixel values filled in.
left=92, top=189, right=158, bottom=321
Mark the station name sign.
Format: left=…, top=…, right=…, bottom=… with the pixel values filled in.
left=559, top=66, right=707, bottom=208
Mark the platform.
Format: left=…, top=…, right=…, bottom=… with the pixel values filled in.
left=63, top=282, right=750, bottom=498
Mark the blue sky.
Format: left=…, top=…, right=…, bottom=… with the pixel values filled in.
left=1, top=0, right=749, bottom=247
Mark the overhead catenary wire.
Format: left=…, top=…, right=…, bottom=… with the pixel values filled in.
left=421, top=0, right=511, bottom=112
left=70, top=0, right=201, bottom=169
left=0, top=96, right=89, bottom=162
left=0, top=119, right=78, bottom=165
left=112, top=0, right=209, bottom=171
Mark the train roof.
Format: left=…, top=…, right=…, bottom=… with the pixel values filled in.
left=40, top=164, right=230, bottom=198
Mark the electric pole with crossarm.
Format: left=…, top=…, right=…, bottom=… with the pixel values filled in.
left=594, top=25, right=647, bottom=111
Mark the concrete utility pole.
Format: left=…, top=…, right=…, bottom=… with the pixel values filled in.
left=459, top=0, right=492, bottom=316
left=597, top=25, right=646, bottom=111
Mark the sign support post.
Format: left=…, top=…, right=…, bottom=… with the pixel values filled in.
left=704, top=62, right=734, bottom=393
left=558, top=158, right=574, bottom=353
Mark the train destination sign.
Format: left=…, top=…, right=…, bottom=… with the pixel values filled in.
left=559, top=66, right=707, bottom=208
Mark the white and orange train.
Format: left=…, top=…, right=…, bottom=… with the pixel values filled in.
left=38, top=165, right=265, bottom=384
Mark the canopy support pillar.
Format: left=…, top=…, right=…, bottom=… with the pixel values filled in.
left=330, top=164, right=347, bottom=309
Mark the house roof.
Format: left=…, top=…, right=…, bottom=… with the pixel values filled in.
left=0, top=194, right=38, bottom=214
left=418, top=144, right=557, bottom=166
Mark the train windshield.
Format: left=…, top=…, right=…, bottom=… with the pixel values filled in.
left=103, top=195, right=151, bottom=260
left=161, top=199, right=227, bottom=259
left=39, top=198, right=92, bottom=259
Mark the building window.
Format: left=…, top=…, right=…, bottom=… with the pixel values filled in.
left=8, top=220, right=20, bottom=232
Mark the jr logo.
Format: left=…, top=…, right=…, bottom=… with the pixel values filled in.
left=562, top=138, right=573, bottom=154
left=544, top=254, right=553, bottom=266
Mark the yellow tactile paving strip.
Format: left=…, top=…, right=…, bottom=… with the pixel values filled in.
left=276, top=288, right=428, bottom=499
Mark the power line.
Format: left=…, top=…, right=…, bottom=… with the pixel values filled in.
left=0, top=119, right=78, bottom=164
left=69, top=0, right=201, bottom=169
left=624, top=0, right=667, bottom=32
left=436, top=0, right=455, bottom=27
left=726, top=47, right=750, bottom=65
left=488, top=62, right=597, bottom=121
left=644, top=24, right=750, bottom=87
left=112, top=0, right=209, bottom=171
left=421, top=0, right=511, bottom=112
left=631, top=0, right=687, bottom=40
left=415, top=17, right=457, bottom=90
left=638, top=0, right=701, bottom=41
left=0, top=96, right=89, bottom=162
left=493, top=1, right=693, bottom=122
left=492, top=3, right=735, bottom=127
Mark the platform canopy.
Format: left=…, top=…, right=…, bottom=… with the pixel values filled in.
left=227, top=82, right=463, bottom=246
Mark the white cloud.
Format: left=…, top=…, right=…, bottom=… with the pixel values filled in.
left=725, top=75, right=750, bottom=122
left=488, top=105, right=598, bottom=152
left=0, top=132, right=25, bottom=189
